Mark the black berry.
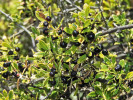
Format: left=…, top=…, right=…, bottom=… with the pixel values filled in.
left=96, top=78, right=107, bottom=83
left=2, top=71, right=10, bottom=78
left=8, top=50, right=13, bottom=55
left=128, top=80, right=133, bottom=88
left=87, top=32, right=95, bottom=41
left=74, top=42, right=81, bottom=46
left=102, top=49, right=108, bottom=55
left=3, top=62, right=11, bottom=67
left=12, top=71, right=19, bottom=78
left=73, top=30, right=79, bottom=37
left=130, top=39, right=133, bottom=43
left=49, top=79, right=56, bottom=86
left=15, top=47, right=20, bottom=52
left=46, top=16, right=51, bottom=21
left=43, top=21, right=49, bottom=27
left=43, top=27, right=49, bottom=35
left=51, top=36, right=58, bottom=40
left=115, top=64, right=122, bottom=71
left=13, top=56, right=19, bottom=60
left=49, top=71, right=55, bottom=77
left=51, top=67, right=56, bottom=73
left=71, top=70, right=77, bottom=77
left=94, top=47, right=101, bottom=55
left=72, top=60, right=77, bottom=64
left=61, top=76, right=68, bottom=84
left=18, top=62, right=24, bottom=72
left=60, top=41, right=67, bottom=48
left=58, top=29, right=62, bottom=35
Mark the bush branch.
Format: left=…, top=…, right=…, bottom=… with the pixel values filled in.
left=98, top=24, right=133, bottom=36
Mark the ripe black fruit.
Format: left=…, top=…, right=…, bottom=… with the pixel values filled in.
left=102, top=49, right=108, bottom=55
left=72, top=60, right=77, bottom=64
left=96, top=78, right=107, bottom=83
left=94, top=47, right=101, bottom=55
left=51, top=67, right=56, bottom=73
left=49, top=71, right=55, bottom=77
left=13, top=56, right=19, bottom=60
left=8, top=50, right=13, bottom=55
left=87, top=32, right=95, bottom=41
left=43, top=21, right=49, bottom=27
left=130, top=39, right=133, bottom=43
left=18, top=62, right=24, bottom=72
left=74, top=42, right=81, bottom=46
left=73, top=30, right=79, bottom=37
left=61, top=76, right=68, bottom=84
left=12, top=71, right=19, bottom=78
left=15, top=47, right=20, bottom=52
left=71, top=70, right=77, bottom=77
left=60, top=41, right=67, bottom=48
left=2, top=71, right=10, bottom=78
left=43, top=27, right=49, bottom=35
left=58, top=29, right=62, bottom=35
left=115, top=64, right=122, bottom=71
left=49, top=79, right=56, bottom=86
left=3, top=62, right=11, bottom=67
left=46, top=16, right=51, bottom=21
left=128, top=80, right=133, bottom=88
left=51, top=36, right=58, bottom=40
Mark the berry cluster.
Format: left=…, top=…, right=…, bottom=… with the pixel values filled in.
left=43, top=16, right=51, bottom=35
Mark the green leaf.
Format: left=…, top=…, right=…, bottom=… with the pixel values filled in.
left=33, top=52, right=46, bottom=58
left=78, top=54, right=87, bottom=64
left=74, top=87, right=78, bottom=96
left=83, top=3, right=90, bottom=17
left=63, top=56, right=71, bottom=62
left=3, top=89, right=7, bottom=97
left=111, top=56, right=116, bottom=65
left=2, top=42, right=11, bottom=49
left=37, top=40, right=48, bottom=51
left=9, top=90, right=13, bottom=100
left=83, top=20, right=91, bottom=28
left=35, top=11, right=45, bottom=21
left=35, top=35, right=45, bottom=40
left=58, top=17, right=64, bottom=29
left=0, top=93, right=3, bottom=98
left=94, top=86, right=102, bottom=96
left=125, top=72, right=133, bottom=79
left=38, top=63, right=49, bottom=71
left=119, top=59, right=125, bottom=67
left=84, top=79, right=89, bottom=83
left=87, top=91, right=96, bottom=97
left=31, top=26, right=40, bottom=36
left=64, top=27, right=73, bottom=34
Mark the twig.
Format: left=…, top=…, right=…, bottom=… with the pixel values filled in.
left=9, top=77, right=44, bottom=90
left=117, top=53, right=127, bottom=58
left=66, top=0, right=82, bottom=11
left=96, top=0, right=108, bottom=29
left=43, top=87, right=54, bottom=100
left=96, top=0, right=115, bottom=43
left=98, top=24, right=133, bottom=36
left=0, top=10, right=36, bottom=49
left=10, top=24, right=33, bottom=38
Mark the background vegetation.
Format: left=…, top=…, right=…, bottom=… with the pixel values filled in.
left=0, top=0, right=133, bottom=100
